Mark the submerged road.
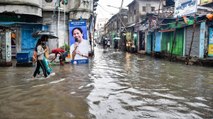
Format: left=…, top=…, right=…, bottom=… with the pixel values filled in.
left=0, top=46, right=212, bottom=119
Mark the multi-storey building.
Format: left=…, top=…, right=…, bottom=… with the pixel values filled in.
left=0, top=0, right=98, bottom=66
left=95, top=18, right=108, bottom=43
left=126, top=0, right=161, bottom=53
left=104, top=9, right=128, bottom=50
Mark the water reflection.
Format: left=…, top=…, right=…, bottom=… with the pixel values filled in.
left=87, top=48, right=213, bottom=119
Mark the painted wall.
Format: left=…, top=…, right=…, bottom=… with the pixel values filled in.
left=154, top=32, right=161, bottom=52
left=161, top=31, right=172, bottom=53
left=21, top=24, right=42, bottom=60
left=173, top=29, right=184, bottom=56
left=0, top=0, right=42, bottom=7
left=146, top=32, right=152, bottom=54
left=161, top=29, right=184, bottom=56
left=69, top=0, right=93, bottom=20
left=185, top=25, right=200, bottom=57
left=138, top=0, right=160, bottom=15
left=0, top=0, right=42, bottom=17
left=127, top=0, right=160, bottom=25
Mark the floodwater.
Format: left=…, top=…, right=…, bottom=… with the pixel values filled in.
left=0, top=46, right=212, bottom=119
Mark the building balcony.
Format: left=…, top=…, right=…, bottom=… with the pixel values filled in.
left=0, top=0, right=42, bottom=17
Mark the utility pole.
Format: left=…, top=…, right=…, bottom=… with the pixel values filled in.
left=58, top=7, right=60, bottom=39
left=118, top=0, right=127, bottom=32
left=119, top=0, right=124, bottom=32
left=55, top=0, right=61, bottom=48
left=120, top=0, right=124, bottom=11
left=108, top=0, right=127, bottom=32
left=64, top=4, right=66, bottom=48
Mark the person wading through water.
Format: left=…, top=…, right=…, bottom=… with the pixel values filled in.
left=32, top=38, right=48, bottom=79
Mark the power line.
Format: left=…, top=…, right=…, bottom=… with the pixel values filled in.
left=116, top=0, right=127, bottom=32
left=97, top=3, right=114, bottom=15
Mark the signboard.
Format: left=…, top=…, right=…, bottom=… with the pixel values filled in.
left=199, top=22, right=205, bottom=58
left=0, top=31, right=11, bottom=63
left=208, top=28, right=213, bottom=56
left=6, top=31, right=11, bottom=62
left=69, top=20, right=90, bottom=64
left=0, top=32, right=6, bottom=62
left=174, top=0, right=198, bottom=17
left=208, top=44, right=213, bottom=56
left=126, top=32, right=132, bottom=41
left=200, top=0, right=212, bottom=5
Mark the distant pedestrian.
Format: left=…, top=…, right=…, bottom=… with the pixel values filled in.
left=102, top=37, right=107, bottom=49
left=114, top=39, right=118, bottom=49
left=107, top=39, right=110, bottom=47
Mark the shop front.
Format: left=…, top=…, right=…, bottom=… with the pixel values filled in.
left=161, top=28, right=184, bottom=56
left=0, top=26, right=12, bottom=66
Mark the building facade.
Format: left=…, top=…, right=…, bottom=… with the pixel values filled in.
left=126, top=0, right=161, bottom=53
left=104, top=9, right=128, bottom=50
left=0, top=0, right=98, bottom=66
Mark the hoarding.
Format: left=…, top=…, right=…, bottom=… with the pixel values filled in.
left=199, top=22, right=205, bottom=58
left=5, top=31, right=11, bottom=62
left=0, top=31, right=11, bottom=63
left=174, top=0, right=198, bottom=17
left=200, top=0, right=213, bottom=5
left=208, top=28, right=213, bottom=56
left=69, top=20, right=90, bottom=64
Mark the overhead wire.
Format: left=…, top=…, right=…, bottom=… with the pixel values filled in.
left=97, top=3, right=114, bottom=16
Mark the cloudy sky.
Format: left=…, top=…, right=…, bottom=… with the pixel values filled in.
left=96, top=0, right=133, bottom=19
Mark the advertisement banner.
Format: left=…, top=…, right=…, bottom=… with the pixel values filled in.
left=200, top=0, right=212, bottom=5
left=208, top=44, right=213, bottom=56
left=209, top=28, right=213, bottom=44
left=199, top=22, right=205, bottom=58
left=174, top=0, right=198, bottom=17
left=69, top=20, right=90, bottom=64
left=208, top=28, right=213, bottom=56
left=6, top=32, right=11, bottom=62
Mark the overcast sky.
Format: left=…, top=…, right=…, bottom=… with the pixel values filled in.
left=96, top=0, right=133, bottom=19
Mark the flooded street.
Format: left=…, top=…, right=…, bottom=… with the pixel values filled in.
left=0, top=46, right=213, bottom=119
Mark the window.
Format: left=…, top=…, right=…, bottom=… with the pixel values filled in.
left=142, top=6, right=146, bottom=12
left=151, top=7, right=155, bottom=11
left=134, top=10, right=136, bottom=14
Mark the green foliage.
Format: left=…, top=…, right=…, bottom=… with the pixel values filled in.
left=60, top=43, right=70, bottom=53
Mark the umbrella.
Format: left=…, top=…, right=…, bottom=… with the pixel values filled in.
left=51, top=48, right=65, bottom=53
left=32, top=30, right=58, bottom=39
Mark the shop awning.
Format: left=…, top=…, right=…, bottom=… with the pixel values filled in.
left=159, top=29, right=175, bottom=32
left=126, top=23, right=135, bottom=28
